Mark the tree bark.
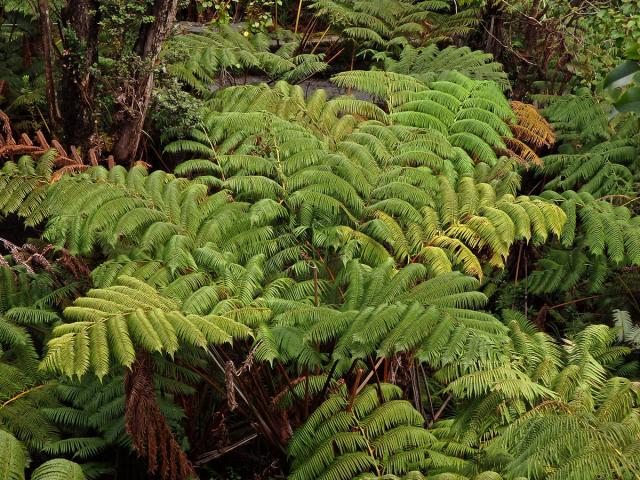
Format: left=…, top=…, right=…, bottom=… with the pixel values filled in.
left=112, top=0, right=178, bottom=165
left=37, top=0, right=60, bottom=131
left=59, top=0, right=100, bottom=157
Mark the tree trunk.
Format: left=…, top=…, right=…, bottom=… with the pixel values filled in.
left=59, top=0, right=100, bottom=157
left=112, top=0, right=178, bottom=165
left=37, top=0, right=61, bottom=131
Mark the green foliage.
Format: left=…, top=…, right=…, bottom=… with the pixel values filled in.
left=0, top=430, right=27, bottom=480
left=0, top=429, right=86, bottom=480
left=535, top=88, right=640, bottom=198
left=310, top=0, right=480, bottom=59
left=0, top=150, right=57, bottom=226
left=31, top=459, right=86, bottom=480
left=576, top=0, right=640, bottom=87
left=427, top=312, right=640, bottom=480
left=3, top=3, right=640, bottom=478
left=488, top=356, right=640, bottom=479
left=42, top=275, right=251, bottom=379
left=614, top=309, right=640, bottom=347
left=166, top=25, right=328, bottom=92
left=288, top=384, right=432, bottom=480
left=0, top=243, right=85, bottom=450
left=603, top=60, right=640, bottom=115
left=526, top=189, right=640, bottom=295
left=535, top=89, right=610, bottom=143
left=166, top=73, right=565, bottom=278
left=382, top=44, right=510, bottom=91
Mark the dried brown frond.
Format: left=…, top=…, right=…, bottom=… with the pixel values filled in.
left=54, top=248, right=91, bottom=280
left=504, top=101, right=555, bottom=168
left=50, top=164, right=89, bottom=183
left=125, top=352, right=196, bottom=480
left=0, top=237, right=91, bottom=282
left=511, top=101, right=555, bottom=147
left=224, top=360, right=238, bottom=411
left=0, top=109, right=103, bottom=177
left=0, top=109, right=14, bottom=145
left=503, top=137, right=544, bottom=168
left=133, top=160, right=152, bottom=169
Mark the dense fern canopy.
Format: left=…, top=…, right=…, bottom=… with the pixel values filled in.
left=1, top=1, right=640, bottom=479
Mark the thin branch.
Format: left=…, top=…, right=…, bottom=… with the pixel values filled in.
left=195, top=433, right=259, bottom=465
left=548, top=295, right=599, bottom=310
left=0, top=384, right=46, bottom=410
left=482, top=24, right=535, bottom=65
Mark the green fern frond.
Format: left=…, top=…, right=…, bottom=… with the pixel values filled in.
left=31, top=459, right=85, bottom=480
left=42, top=276, right=251, bottom=379
left=0, top=430, right=28, bottom=480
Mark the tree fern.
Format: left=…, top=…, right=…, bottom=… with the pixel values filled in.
left=527, top=190, right=640, bottom=294
left=0, top=244, right=87, bottom=450
left=541, top=139, right=639, bottom=197
left=42, top=275, right=252, bottom=379
left=613, top=309, right=640, bottom=348
left=288, top=384, right=433, bottom=480
left=165, top=76, right=564, bottom=278
left=3, top=10, right=640, bottom=479
left=383, top=44, right=509, bottom=90
left=490, top=407, right=640, bottom=480
left=166, top=25, right=327, bottom=91
left=309, top=0, right=480, bottom=61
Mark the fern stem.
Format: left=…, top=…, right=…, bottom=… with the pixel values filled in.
left=419, top=364, right=435, bottom=421
left=411, top=363, right=425, bottom=419
left=310, top=26, right=331, bottom=55
left=548, top=295, right=599, bottom=310
left=348, top=368, right=364, bottom=412
left=319, top=361, right=339, bottom=400
left=324, top=47, right=345, bottom=67
left=199, top=121, right=225, bottom=181
left=303, top=367, right=310, bottom=418
left=427, top=394, right=451, bottom=428
left=0, top=384, right=45, bottom=410
left=207, top=347, right=283, bottom=452
left=355, top=357, right=384, bottom=396
left=312, top=264, right=318, bottom=306
left=294, top=0, right=303, bottom=34
left=357, top=422, right=382, bottom=477
left=368, top=356, right=384, bottom=404
left=299, top=16, right=318, bottom=51
left=512, top=242, right=523, bottom=310
left=277, top=361, right=301, bottom=404
left=195, top=433, right=259, bottom=465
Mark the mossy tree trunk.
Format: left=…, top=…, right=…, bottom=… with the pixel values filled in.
left=111, top=0, right=178, bottom=164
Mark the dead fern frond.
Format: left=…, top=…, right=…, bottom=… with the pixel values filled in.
left=0, top=109, right=96, bottom=172
left=505, top=101, right=555, bottom=168
left=510, top=101, right=555, bottom=147
left=125, top=352, right=196, bottom=480
left=503, top=137, right=544, bottom=168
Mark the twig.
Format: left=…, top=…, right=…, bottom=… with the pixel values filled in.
left=195, top=433, right=258, bottom=464
left=548, top=295, right=599, bottom=310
